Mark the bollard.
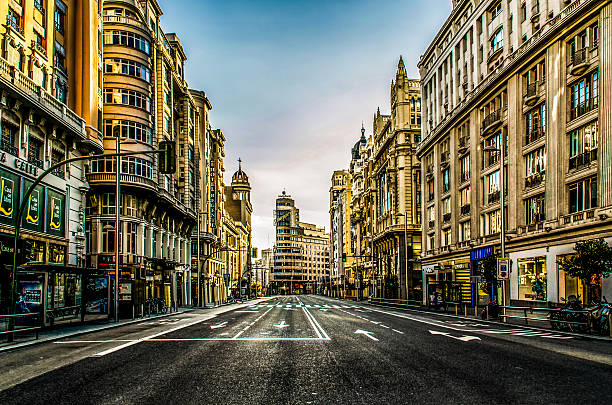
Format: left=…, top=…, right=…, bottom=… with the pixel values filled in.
left=486, top=305, right=489, bottom=321
left=464, top=304, right=467, bottom=317
left=141, top=304, right=144, bottom=318
left=455, top=305, right=458, bottom=316
left=524, top=308, right=529, bottom=325
left=609, top=315, right=612, bottom=337
left=132, top=305, right=135, bottom=319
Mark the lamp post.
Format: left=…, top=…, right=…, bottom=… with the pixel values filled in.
left=395, top=212, right=409, bottom=303
left=114, top=137, right=120, bottom=323
left=483, top=142, right=505, bottom=305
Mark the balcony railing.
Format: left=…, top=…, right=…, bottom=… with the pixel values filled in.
left=525, top=128, right=545, bottom=145
left=482, top=110, right=502, bottom=133
left=525, top=82, right=538, bottom=99
left=441, top=151, right=449, bottom=163
left=428, top=220, right=435, bottom=229
left=570, top=99, right=598, bottom=121
left=458, top=136, right=469, bottom=149
left=428, top=193, right=434, bottom=202
left=460, top=204, right=471, bottom=216
left=525, top=171, right=545, bottom=188
left=87, top=173, right=157, bottom=189
left=6, top=16, right=24, bottom=36
left=51, top=166, right=65, bottom=179
left=28, top=155, right=43, bottom=169
left=32, top=40, right=47, bottom=58
left=460, top=171, right=470, bottom=183
left=570, top=48, right=588, bottom=66
left=443, top=213, right=451, bottom=223
left=1, top=139, right=18, bottom=156
left=488, top=190, right=500, bottom=204
left=569, top=149, right=597, bottom=170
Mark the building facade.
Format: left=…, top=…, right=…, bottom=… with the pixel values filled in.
left=272, top=191, right=330, bottom=295
left=0, top=0, right=103, bottom=323
left=329, top=170, right=352, bottom=297
left=417, top=0, right=612, bottom=307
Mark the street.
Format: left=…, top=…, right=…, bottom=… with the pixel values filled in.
left=1, top=295, right=612, bottom=404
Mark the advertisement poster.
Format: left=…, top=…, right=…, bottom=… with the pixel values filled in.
left=21, top=179, right=44, bottom=233
left=85, top=277, right=109, bottom=314
left=16, top=279, right=43, bottom=314
left=0, top=169, right=18, bottom=227
left=46, top=188, right=65, bottom=237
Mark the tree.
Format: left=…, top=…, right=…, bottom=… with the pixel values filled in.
left=558, top=238, right=612, bottom=285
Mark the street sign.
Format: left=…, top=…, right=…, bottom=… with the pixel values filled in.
left=497, top=257, right=510, bottom=280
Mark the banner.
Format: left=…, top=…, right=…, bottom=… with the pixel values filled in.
left=0, top=169, right=19, bottom=226
left=46, top=188, right=65, bottom=237
left=21, top=179, right=44, bottom=233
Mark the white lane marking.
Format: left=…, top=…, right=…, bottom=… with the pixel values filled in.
left=380, top=324, right=390, bottom=329
left=93, top=315, right=213, bottom=357
left=55, top=340, right=135, bottom=344
left=429, top=330, right=481, bottom=342
left=234, top=310, right=260, bottom=313
left=232, top=306, right=275, bottom=339
left=302, top=307, right=323, bottom=339
left=274, top=320, right=290, bottom=329
left=151, top=337, right=326, bottom=341
left=303, top=306, right=330, bottom=340
left=210, top=321, right=228, bottom=329
left=355, top=329, right=379, bottom=341
left=319, top=308, right=329, bottom=311
left=305, top=305, right=311, bottom=308
left=392, top=329, right=404, bottom=334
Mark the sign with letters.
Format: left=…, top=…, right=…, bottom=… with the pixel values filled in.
left=21, top=179, right=44, bottom=233
left=0, top=169, right=18, bottom=226
left=46, top=188, right=65, bottom=237
left=497, top=257, right=510, bottom=280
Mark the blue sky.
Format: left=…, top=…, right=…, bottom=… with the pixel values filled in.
left=157, top=0, right=452, bottom=252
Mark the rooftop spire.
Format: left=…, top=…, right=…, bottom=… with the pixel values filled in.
left=238, top=157, right=242, bottom=171
left=396, top=55, right=407, bottom=79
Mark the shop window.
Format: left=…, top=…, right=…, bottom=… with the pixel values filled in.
left=49, top=243, right=66, bottom=264
left=29, top=240, right=45, bottom=263
left=518, top=257, right=546, bottom=300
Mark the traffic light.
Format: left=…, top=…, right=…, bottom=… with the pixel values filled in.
left=342, top=253, right=347, bottom=262
left=159, top=140, right=176, bottom=174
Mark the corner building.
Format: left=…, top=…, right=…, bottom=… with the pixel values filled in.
left=417, top=0, right=612, bottom=307
left=87, top=0, right=201, bottom=315
left=0, top=0, right=103, bottom=323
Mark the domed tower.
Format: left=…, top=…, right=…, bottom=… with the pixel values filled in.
left=231, top=158, right=251, bottom=202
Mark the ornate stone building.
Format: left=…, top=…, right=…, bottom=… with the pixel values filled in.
left=329, top=169, right=352, bottom=297
left=417, top=0, right=612, bottom=307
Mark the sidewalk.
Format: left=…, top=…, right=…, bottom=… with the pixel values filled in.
left=0, top=307, right=195, bottom=353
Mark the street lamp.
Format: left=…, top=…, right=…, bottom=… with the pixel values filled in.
left=483, top=143, right=505, bottom=305
left=395, top=212, right=409, bottom=303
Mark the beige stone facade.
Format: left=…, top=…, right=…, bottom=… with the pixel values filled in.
left=417, top=0, right=612, bottom=307
left=329, top=170, right=352, bottom=297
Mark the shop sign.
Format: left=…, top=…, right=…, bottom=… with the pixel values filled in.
left=14, top=157, right=39, bottom=176
left=0, top=169, right=19, bottom=226
left=497, top=257, right=510, bottom=280
left=423, top=265, right=436, bottom=274
left=0, top=152, right=6, bottom=163
left=455, top=263, right=469, bottom=270
left=46, top=188, right=65, bottom=237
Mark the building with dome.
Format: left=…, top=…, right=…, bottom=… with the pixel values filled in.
left=222, top=159, right=252, bottom=299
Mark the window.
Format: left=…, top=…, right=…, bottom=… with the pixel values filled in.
left=54, top=1, right=66, bottom=34
left=486, top=170, right=500, bottom=202
left=8, top=7, right=22, bottom=32
left=54, top=41, right=66, bottom=72
left=103, top=31, right=151, bottom=54
left=101, top=193, right=116, bottom=215
left=102, top=221, right=115, bottom=253
left=460, top=221, right=471, bottom=242
left=55, top=78, right=67, bottom=103
left=570, top=70, right=598, bottom=120
left=569, top=121, right=598, bottom=169
left=427, top=206, right=435, bottom=223
left=442, top=228, right=451, bottom=246
left=491, top=28, right=503, bottom=53
left=428, top=234, right=435, bottom=251
left=491, top=1, right=502, bottom=18
left=104, top=59, right=151, bottom=82
left=51, top=149, right=65, bottom=178
left=460, top=186, right=471, bottom=208
left=124, top=195, right=137, bottom=216
left=103, top=88, right=151, bottom=112
left=34, top=0, right=44, bottom=13
left=525, top=194, right=545, bottom=225
left=526, top=104, right=546, bottom=144
left=569, top=176, right=597, bottom=213
left=518, top=258, right=547, bottom=300
left=520, top=2, right=526, bottom=22
left=524, top=147, right=546, bottom=185
left=28, top=137, right=43, bottom=168
left=460, top=154, right=470, bottom=183
left=104, top=120, right=151, bottom=144
left=0, top=120, right=19, bottom=156
left=593, top=24, right=599, bottom=48
left=484, top=132, right=501, bottom=167
left=126, top=222, right=137, bottom=254
left=486, top=210, right=501, bottom=235
left=441, top=168, right=450, bottom=193
left=378, top=170, right=390, bottom=214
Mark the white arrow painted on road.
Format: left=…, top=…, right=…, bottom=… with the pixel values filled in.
left=429, top=330, right=481, bottom=342
left=355, top=329, right=379, bottom=341
left=274, top=320, right=290, bottom=329
left=211, top=321, right=228, bottom=329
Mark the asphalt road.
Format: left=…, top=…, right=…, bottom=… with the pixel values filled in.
left=1, top=295, right=612, bottom=404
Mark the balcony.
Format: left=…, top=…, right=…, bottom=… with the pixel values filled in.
left=569, top=48, right=590, bottom=76
left=443, top=213, right=451, bottom=223
left=570, top=99, right=597, bottom=121
left=525, top=128, right=545, bottom=145
left=481, top=110, right=502, bottom=134
left=6, top=16, right=24, bottom=37
left=427, top=193, right=434, bottom=202
left=28, top=155, right=43, bottom=169
left=440, top=151, right=450, bottom=164
left=426, top=165, right=434, bottom=179
left=86, top=173, right=156, bottom=190
left=31, top=40, right=47, bottom=58
left=460, top=204, right=471, bottom=216
left=569, top=149, right=597, bottom=170
left=102, top=15, right=149, bottom=32
left=458, top=136, right=469, bottom=154
left=460, top=171, right=470, bottom=184
left=531, top=4, right=540, bottom=22
left=488, top=190, right=500, bottom=204
left=525, top=171, right=545, bottom=189
left=428, top=220, right=435, bottom=229
left=524, top=82, right=540, bottom=106
left=1, top=139, right=18, bottom=156
left=562, top=209, right=596, bottom=226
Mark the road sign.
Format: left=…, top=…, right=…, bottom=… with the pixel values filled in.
left=497, top=257, right=510, bottom=280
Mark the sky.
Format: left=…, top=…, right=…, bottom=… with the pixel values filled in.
left=157, top=0, right=452, bottom=253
